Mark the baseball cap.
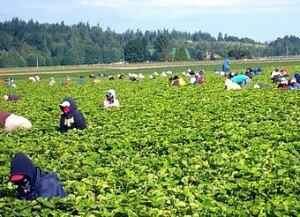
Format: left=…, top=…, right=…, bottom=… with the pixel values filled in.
left=106, top=91, right=113, bottom=98
left=60, top=101, right=71, bottom=107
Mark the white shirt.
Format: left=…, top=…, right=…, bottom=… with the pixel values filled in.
left=225, top=79, right=241, bottom=90
left=104, top=99, right=120, bottom=108
left=5, top=114, right=32, bottom=132
left=271, top=71, right=281, bottom=78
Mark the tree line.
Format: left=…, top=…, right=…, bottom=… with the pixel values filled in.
left=0, top=18, right=299, bottom=68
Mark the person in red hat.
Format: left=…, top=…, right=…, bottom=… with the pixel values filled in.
left=10, top=152, right=67, bottom=200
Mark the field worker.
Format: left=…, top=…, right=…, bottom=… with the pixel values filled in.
left=104, top=89, right=120, bottom=108
left=277, top=77, right=288, bottom=89
left=222, top=59, right=230, bottom=74
left=0, top=111, right=32, bottom=132
left=59, top=97, right=86, bottom=133
left=190, top=77, right=197, bottom=85
left=225, top=77, right=241, bottom=90
left=195, top=73, right=205, bottom=84
left=287, top=78, right=300, bottom=90
left=270, top=68, right=281, bottom=83
left=190, top=75, right=205, bottom=85
left=231, top=74, right=251, bottom=88
left=8, top=78, right=16, bottom=88
left=129, top=73, right=138, bottom=82
left=245, top=68, right=254, bottom=78
left=28, top=77, right=36, bottom=83
left=280, top=68, right=288, bottom=77
left=294, top=73, right=300, bottom=83
left=49, top=77, right=55, bottom=86
left=108, top=75, right=115, bottom=80
left=10, top=152, right=67, bottom=200
left=89, top=74, right=95, bottom=78
left=170, top=75, right=179, bottom=86
left=178, top=77, right=186, bottom=86
left=77, top=76, right=84, bottom=85
left=35, top=75, right=41, bottom=82
left=62, top=76, right=71, bottom=88
left=4, top=94, right=21, bottom=101
left=118, top=74, right=125, bottom=79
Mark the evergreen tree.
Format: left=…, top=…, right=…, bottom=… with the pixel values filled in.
left=218, top=32, right=223, bottom=41
left=174, top=47, right=188, bottom=61
left=154, top=35, right=170, bottom=61
left=124, top=38, right=146, bottom=63
left=0, top=18, right=299, bottom=68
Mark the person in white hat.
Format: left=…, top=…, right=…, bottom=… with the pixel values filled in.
left=59, top=97, right=86, bottom=133
left=104, top=89, right=120, bottom=108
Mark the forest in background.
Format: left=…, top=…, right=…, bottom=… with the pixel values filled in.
left=0, top=18, right=300, bottom=68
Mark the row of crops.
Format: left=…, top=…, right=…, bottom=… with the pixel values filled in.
left=0, top=63, right=299, bottom=216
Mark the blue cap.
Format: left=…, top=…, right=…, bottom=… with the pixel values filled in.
left=106, top=92, right=113, bottom=98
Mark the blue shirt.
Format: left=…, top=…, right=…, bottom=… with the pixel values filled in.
left=232, top=75, right=249, bottom=84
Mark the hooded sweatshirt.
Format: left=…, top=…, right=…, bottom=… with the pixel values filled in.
left=10, top=152, right=67, bottom=200
left=59, top=97, right=87, bottom=133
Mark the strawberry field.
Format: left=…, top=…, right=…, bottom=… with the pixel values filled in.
left=0, top=62, right=299, bottom=216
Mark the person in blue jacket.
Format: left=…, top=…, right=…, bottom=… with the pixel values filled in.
left=77, top=76, right=84, bottom=85
left=9, top=152, right=67, bottom=200
left=59, top=97, right=87, bottom=133
left=231, top=74, right=251, bottom=88
left=222, top=59, right=230, bottom=73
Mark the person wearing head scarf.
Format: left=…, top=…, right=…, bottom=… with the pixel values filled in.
left=3, top=94, right=21, bottom=101
left=59, top=97, right=87, bottom=133
left=0, top=111, right=32, bottom=132
left=104, top=89, right=120, bottom=108
left=10, top=152, right=67, bottom=200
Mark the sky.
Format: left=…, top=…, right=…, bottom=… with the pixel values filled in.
left=0, top=0, right=299, bottom=43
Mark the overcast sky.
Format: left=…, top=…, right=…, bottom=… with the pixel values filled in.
left=0, top=0, right=299, bottom=42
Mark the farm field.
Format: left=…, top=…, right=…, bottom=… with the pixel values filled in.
left=0, top=62, right=299, bottom=216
